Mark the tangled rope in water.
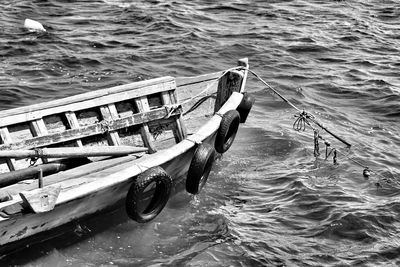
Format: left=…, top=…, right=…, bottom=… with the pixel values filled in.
left=246, top=68, right=395, bottom=186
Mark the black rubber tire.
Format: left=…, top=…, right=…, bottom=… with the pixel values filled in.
left=186, top=143, right=216, bottom=194
left=126, top=166, right=172, bottom=223
left=215, top=110, right=241, bottom=154
left=237, top=92, right=255, bottom=123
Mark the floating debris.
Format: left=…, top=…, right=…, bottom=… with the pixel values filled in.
left=24, top=18, right=46, bottom=32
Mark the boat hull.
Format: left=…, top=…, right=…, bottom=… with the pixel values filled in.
left=0, top=133, right=215, bottom=256
left=0, top=58, right=249, bottom=256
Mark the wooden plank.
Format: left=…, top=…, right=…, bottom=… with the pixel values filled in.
left=0, top=92, right=244, bottom=217
left=238, top=58, right=249, bottom=93
left=169, top=90, right=188, bottom=139
left=0, top=128, right=16, bottom=171
left=135, top=97, right=156, bottom=153
left=0, top=154, right=142, bottom=196
left=65, top=112, right=83, bottom=147
left=99, top=104, right=121, bottom=146
left=161, top=91, right=186, bottom=143
left=0, top=78, right=176, bottom=127
left=53, top=93, right=245, bottom=207
left=30, top=119, right=48, bottom=136
left=0, top=107, right=180, bottom=151
left=214, top=70, right=244, bottom=113
left=19, top=185, right=61, bottom=213
left=30, top=119, right=49, bottom=163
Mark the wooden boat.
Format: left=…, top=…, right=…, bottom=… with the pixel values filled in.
left=0, top=58, right=254, bottom=256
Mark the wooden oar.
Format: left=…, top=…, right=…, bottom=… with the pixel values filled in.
left=0, top=146, right=148, bottom=159
left=0, top=160, right=74, bottom=188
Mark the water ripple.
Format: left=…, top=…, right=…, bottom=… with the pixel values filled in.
left=1, top=0, right=400, bottom=266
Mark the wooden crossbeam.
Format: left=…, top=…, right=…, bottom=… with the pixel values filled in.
left=0, top=77, right=176, bottom=127
left=0, top=107, right=181, bottom=151
left=30, top=119, right=49, bottom=163
left=135, top=97, right=156, bottom=153
left=160, top=91, right=187, bottom=143
left=65, top=111, right=83, bottom=147
left=0, top=128, right=16, bottom=171
left=100, top=104, right=121, bottom=146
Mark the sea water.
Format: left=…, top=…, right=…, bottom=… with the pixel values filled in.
left=1, top=0, right=399, bottom=266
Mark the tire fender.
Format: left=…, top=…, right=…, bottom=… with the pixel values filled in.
left=215, top=110, right=241, bottom=153
left=237, top=92, right=255, bottom=123
left=126, top=166, right=172, bottom=223
left=186, top=143, right=216, bottom=194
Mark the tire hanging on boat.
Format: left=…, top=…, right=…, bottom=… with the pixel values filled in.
left=237, top=92, right=255, bottom=123
left=126, top=166, right=172, bottom=223
left=215, top=110, right=241, bottom=154
left=186, top=143, right=216, bottom=194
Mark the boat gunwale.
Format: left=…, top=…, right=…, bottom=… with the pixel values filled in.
left=0, top=92, right=243, bottom=212
left=55, top=92, right=244, bottom=205
left=0, top=76, right=176, bottom=127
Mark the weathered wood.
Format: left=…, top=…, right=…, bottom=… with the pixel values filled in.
left=0, top=77, right=176, bottom=127
left=135, top=97, right=157, bottom=153
left=0, top=107, right=181, bottom=151
left=0, top=161, right=71, bottom=188
left=0, top=128, right=16, bottom=171
left=214, top=70, right=245, bottom=113
left=0, top=60, right=250, bottom=254
left=30, top=119, right=49, bottom=163
left=0, top=146, right=148, bottom=159
left=0, top=155, right=141, bottom=197
left=30, top=119, right=48, bottom=137
left=100, top=104, right=121, bottom=146
left=169, top=90, right=188, bottom=139
left=19, top=185, right=61, bottom=213
left=238, top=58, right=249, bottom=93
left=161, top=91, right=186, bottom=143
left=65, top=111, right=83, bottom=147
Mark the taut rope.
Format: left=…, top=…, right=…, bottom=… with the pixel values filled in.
left=247, top=68, right=396, bottom=185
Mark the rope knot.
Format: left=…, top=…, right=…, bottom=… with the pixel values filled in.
left=28, top=148, right=43, bottom=166
left=293, top=111, right=313, bottom=131
left=164, top=104, right=181, bottom=119
left=100, top=120, right=111, bottom=133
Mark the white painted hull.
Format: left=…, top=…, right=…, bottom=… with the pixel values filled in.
left=0, top=59, right=248, bottom=256
left=0, top=90, right=242, bottom=255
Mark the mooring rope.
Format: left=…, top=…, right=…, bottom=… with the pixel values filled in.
left=182, top=94, right=216, bottom=116
left=247, top=69, right=396, bottom=186
left=248, top=69, right=352, bottom=148
left=180, top=66, right=244, bottom=107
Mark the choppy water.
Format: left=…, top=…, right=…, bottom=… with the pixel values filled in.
left=1, top=0, right=400, bottom=266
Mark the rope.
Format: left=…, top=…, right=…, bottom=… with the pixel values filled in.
left=164, top=104, right=182, bottom=118
left=179, top=65, right=244, bottom=117
left=293, top=111, right=314, bottom=131
left=182, top=94, right=216, bottom=116
left=29, top=148, right=44, bottom=166
left=248, top=69, right=301, bottom=112
left=335, top=147, right=395, bottom=185
left=180, top=66, right=244, bottom=107
left=99, top=120, right=111, bottom=133
left=249, top=69, right=351, bottom=148
left=314, top=130, right=320, bottom=158
left=248, top=69, right=397, bottom=185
